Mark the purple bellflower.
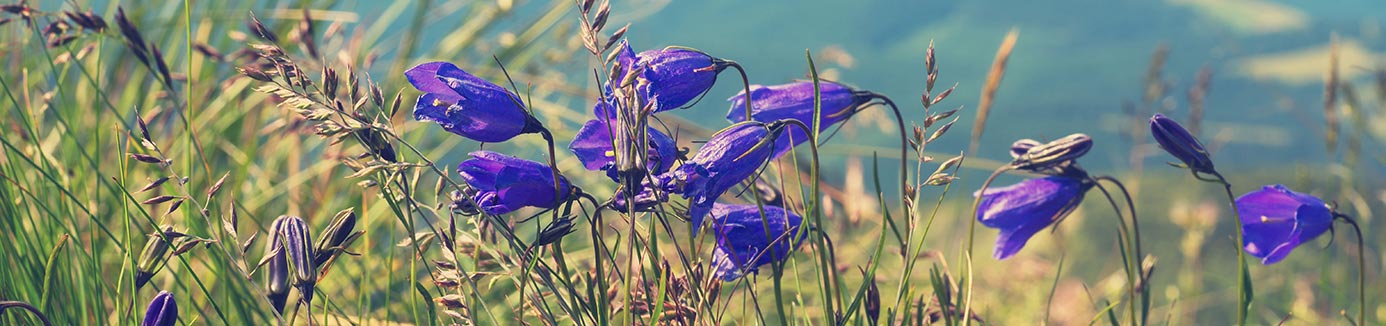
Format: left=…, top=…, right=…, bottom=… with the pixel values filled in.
left=635, top=46, right=730, bottom=112
left=1149, top=113, right=1216, bottom=176
left=142, top=291, right=177, bottom=326
left=976, top=176, right=1093, bottom=259
left=568, top=118, right=679, bottom=180
left=456, top=151, right=572, bottom=215
left=708, top=203, right=806, bottom=281
left=725, top=81, right=874, bottom=159
left=663, top=122, right=782, bottom=234
left=1236, top=184, right=1333, bottom=264
left=406, top=62, right=543, bottom=142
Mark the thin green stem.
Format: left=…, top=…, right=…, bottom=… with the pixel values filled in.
left=1211, top=172, right=1250, bottom=326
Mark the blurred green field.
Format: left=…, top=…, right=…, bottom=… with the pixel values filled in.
left=0, top=1, right=1381, bottom=325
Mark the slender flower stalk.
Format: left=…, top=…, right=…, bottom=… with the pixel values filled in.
left=1150, top=113, right=1251, bottom=326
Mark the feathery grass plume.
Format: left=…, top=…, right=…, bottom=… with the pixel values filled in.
left=1324, top=33, right=1341, bottom=154
left=141, top=291, right=177, bottom=326
left=261, top=216, right=291, bottom=313
left=135, top=225, right=178, bottom=289
left=967, top=28, right=1018, bottom=155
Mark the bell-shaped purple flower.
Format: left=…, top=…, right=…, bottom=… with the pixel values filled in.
left=725, top=81, right=874, bottom=159
left=456, top=151, right=572, bottom=215
left=1149, top=113, right=1216, bottom=176
left=708, top=203, right=806, bottom=281
left=663, top=122, right=781, bottom=233
left=976, top=176, right=1092, bottom=259
left=1236, top=184, right=1333, bottom=264
left=406, top=62, right=542, bottom=143
left=568, top=118, right=678, bottom=179
left=142, top=291, right=177, bottom=326
left=636, top=47, right=728, bottom=112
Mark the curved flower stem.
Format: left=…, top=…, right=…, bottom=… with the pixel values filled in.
left=1097, top=175, right=1147, bottom=325
left=0, top=301, right=52, bottom=326
left=723, top=61, right=755, bottom=121
left=962, top=166, right=1011, bottom=324
left=1090, top=179, right=1138, bottom=326
left=865, top=94, right=911, bottom=205
left=1210, top=171, right=1250, bottom=326
left=777, top=118, right=828, bottom=323
left=1334, top=213, right=1367, bottom=326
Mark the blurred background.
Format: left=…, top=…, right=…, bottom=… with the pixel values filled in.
left=3, top=0, right=1383, bottom=325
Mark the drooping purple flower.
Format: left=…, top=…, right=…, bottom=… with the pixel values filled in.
left=142, top=291, right=177, bottom=326
left=1149, top=113, right=1216, bottom=176
left=406, top=62, right=542, bottom=142
left=567, top=118, right=678, bottom=179
left=708, top=203, right=806, bottom=281
left=1236, top=184, right=1333, bottom=264
left=456, top=151, right=572, bottom=215
left=725, top=81, right=874, bottom=159
left=976, top=176, right=1092, bottom=259
left=663, top=122, right=781, bottom=233
left=636, top=46, right=729, bottom=112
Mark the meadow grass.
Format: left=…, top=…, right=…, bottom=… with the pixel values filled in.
left=0, top=1, right=1381, bottom=325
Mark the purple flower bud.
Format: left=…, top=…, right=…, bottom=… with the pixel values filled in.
left=635, top=47, right=728, bottom=112
left=725, top=81, right=873, bottom=159
left=456, top=151, right=572, bottom=215
left=1149, top=113, right=1216, bottom=176
left=1009, top=134, right=1093, bottom=174
left=662, top=122, right=781, bottom=233
left=567, top=118, right=678, bottom=179
left=975, top=176, right=1092, bottom=259
left=1236, top=184, right=1333, bottom=264
left=279, top=216, right=317, bottom=306
left=406, top=62, right=543, bottom=143
left=263, top=216, right=291, bottom=313
left=142, top=291, right=176, bottom=326
left=708, top=203, right=805, bottom=281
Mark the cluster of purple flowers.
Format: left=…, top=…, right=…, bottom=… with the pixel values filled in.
left=406, top=39, right=882, bottom=281
left=973, top=113, right=1341, bottom=265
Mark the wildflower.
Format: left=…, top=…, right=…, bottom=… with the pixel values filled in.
left=406, top=61, right=543, bottom=142
left=567, top=117, right=678, bottom=179
left=263, top=216, right=291, bottom=313
left=663, top=122, right=781, bottom=233
left=1008, top=133, right=1093, bottom=174
left=456, top=151, right=572, bottom=215
left=1149, top=113, right=1216, bottom=176
left=609, top=180, right=669, bottom=213
left=635, top=46, right=730, bottom=112
left=1236, top=184, right=1333, bottom=264
left=976, top=176, right=1092, bottom=259
left=280, top=216, right=317, bottom=306
left=142, top=291, right=177, bottom=326
left=708, top=203, right=806, bottom=281
left=725, top=81, right=874, bottom=158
